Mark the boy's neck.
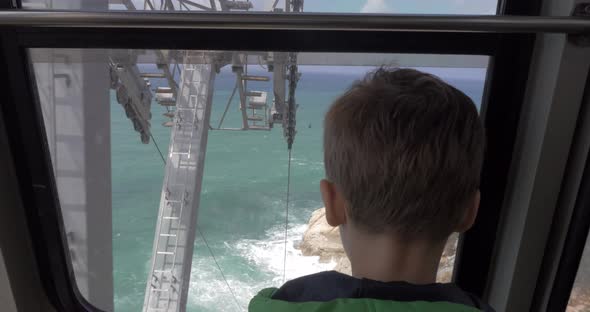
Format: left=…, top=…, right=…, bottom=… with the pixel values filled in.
left=345, top=226, right=446, bottom=285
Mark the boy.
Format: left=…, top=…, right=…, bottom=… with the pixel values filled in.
left=249, top=68, right=493, bottom=311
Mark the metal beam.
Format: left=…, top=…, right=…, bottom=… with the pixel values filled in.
left=232, top=53, right=249, bottom=130
left=143, top=61, right=217, bottom=312
left=178, top=0, right=213, bottom=11
left=0, top=10, right=589, bottom=33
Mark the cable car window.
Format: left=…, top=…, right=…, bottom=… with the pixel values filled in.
left=21, top=0, right=499, bottom=14
left=29, top=48, right=488, bottom=311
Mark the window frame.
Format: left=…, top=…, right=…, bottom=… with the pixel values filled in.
left=0, top=5, right=557, bottom=311
left=453, top=0, right=543, bottom=296
left=546, top=135, right=590, bottom=311
left=536, top=68, right=590, bottom=311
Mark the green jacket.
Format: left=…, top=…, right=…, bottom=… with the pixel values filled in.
left=248, top=271, right=492, bottom=312
left=249, top=288, right=481, bottom=311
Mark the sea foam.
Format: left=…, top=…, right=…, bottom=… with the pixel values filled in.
left=188, top=223, right=335, bottom=312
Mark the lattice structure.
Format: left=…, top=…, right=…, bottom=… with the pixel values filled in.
left=143, top=62, right=216, bottom=312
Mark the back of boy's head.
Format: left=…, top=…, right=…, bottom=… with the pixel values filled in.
left=324, top=67, right=485, bottom=241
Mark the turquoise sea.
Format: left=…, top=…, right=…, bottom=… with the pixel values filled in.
left=111, top=66, right=485, bottom=312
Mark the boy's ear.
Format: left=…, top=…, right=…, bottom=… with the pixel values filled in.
left=455, top=190, right=480, bottom=233
left=320, top=179, right=347, bottom=227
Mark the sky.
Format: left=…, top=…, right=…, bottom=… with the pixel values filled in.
left=248, top=0, right=498, bottom=15
left=125, top=0, right=498, bottom=15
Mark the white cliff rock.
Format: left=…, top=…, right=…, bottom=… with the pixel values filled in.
left=298, top=208, right=459, bottom=282
left=298, top=208, right=351, bottom=275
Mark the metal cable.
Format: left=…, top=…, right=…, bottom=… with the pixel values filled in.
left=198, top=226, right=243, bottom=312
left=149, top=132, right=167, bottom=164
left=283, top=147, right=292, bottom=284
left=282, top=53, right=298, bottom=283
left=217, top=81, right=238, bottom=129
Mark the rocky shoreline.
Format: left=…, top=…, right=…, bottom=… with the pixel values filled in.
left=296, top=208, right=590, bottom=310
left=297, top=208, right=458, bottom=282
left=568, top=287, right=590, bottom=312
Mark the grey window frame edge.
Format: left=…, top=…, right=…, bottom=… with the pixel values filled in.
left=485, top=0, right=590, bottom=311
left=1, top=0, right=590, bottom=312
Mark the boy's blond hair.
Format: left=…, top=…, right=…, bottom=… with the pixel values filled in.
left=323, top=68, right=485, bottom=241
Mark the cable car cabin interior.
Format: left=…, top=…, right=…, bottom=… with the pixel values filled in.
left=0, top=0, right=589, bottom=311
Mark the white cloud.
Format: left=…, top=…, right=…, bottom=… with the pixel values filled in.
left=361, top=0, right=393, bottom=13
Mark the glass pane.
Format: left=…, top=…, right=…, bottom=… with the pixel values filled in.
left=22, top=0, right=498, bottom=14
left=568, top=234, right=590, bottom=311
left=29, top=48, right=487, bottom=311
